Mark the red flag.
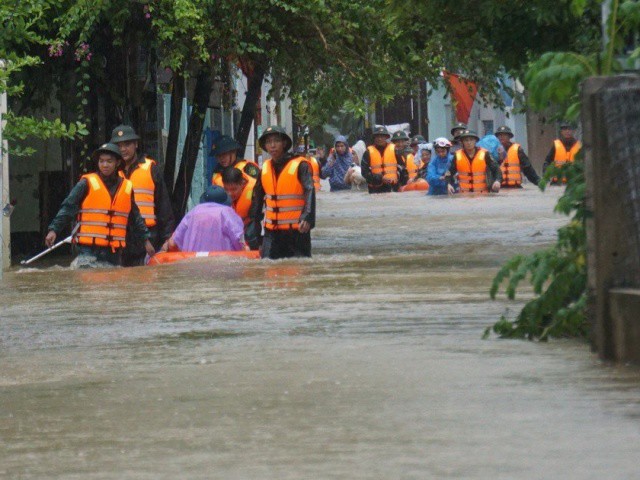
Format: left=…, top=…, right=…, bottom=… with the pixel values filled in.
left=443, top=71, right=477, bottom=123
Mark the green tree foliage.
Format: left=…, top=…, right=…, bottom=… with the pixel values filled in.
left=0, top=0, right=87, bottom=155
left=488, top=0, right=640, bottom=341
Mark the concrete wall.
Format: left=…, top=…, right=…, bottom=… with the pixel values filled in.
left=583, top=74, right=640, bottom=363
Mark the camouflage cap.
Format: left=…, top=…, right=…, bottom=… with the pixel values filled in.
left=450, top=122, right=468, bottom=137
left=258, top=125, right=293, bottom=152
left=110, top=125, right=140, bottom=143
left=211, top=135, right=241, bottom=156
left=372, top=126, right=391, bottom=138
left=391, top=130, right=409, bottom=141
left=91, top=142, right=123, bottom=161
left=457, top=129, right=480, bottom=141
left=495, top=126, right=514, bottom=138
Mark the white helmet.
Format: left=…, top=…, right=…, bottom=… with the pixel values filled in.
left=434, top=137, right=452, bottom=148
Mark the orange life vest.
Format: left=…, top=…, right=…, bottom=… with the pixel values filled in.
left=232, top=177, right=256, bottom=226
left=501, top=143, right=522, bottom=187
left=262, top=157, right=307, bottom=231
left=308, top=156, right=321, bottom=191
left=553, top=139, right=581, bottom=183
left=456, top=149, right=488, bottom=193
left=126, top=157, right=157, bottom=228
left=77, top=173, right=133, bottom=251
left=367, top=144, right=398, bottom=186
left=405, top=153, right=419, bottom=181
left=212, top=160, right=260, bottom=186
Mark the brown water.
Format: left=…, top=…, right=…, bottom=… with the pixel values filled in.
left=2, top=186, right=640, bottom=479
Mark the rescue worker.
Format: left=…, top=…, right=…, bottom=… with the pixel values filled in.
left=161, top=185, right=246, bottom=253
left=410, top=135, right=427, bottom=157
left=45, top=143, right=154, bottom=266
left=221, top=167, right=260, bottom=250
left=210, top=135, right=260, bottom=186
left=450, top=122, right=467, bottom=153
left=322, top=135, right=356, bottom=191
left=361, top=126, right=407, bottom=193
left=495, top=126, right=540, bottom=187
left=542, top=122, right=582, bottom=184
left=303, top=146, right=322, bottom=192
left=447, top=130, right=502, bottom=194
left=427, top=138, right=454, bottom=195
left=392, top=131, right=419, bottom=183
left=248, top=125, right=315, bottom=259
left=109, top=124, right=174, bottom=266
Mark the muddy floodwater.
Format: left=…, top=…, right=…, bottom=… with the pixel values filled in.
left=2, top=186, right=640, bottom=479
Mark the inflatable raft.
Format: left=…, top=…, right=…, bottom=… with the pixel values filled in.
left=399, top=178, right=429, bottom=192
left=148, top=250, right=260, bottom=265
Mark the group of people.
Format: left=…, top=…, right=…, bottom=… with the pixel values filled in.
left=352, top=121, right=580, bottom=195
left=45, top=120, right=581, bottom=267
left=45, top=124, right=317, bottom=266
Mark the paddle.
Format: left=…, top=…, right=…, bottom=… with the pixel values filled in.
left=21, top=224, right=79, bottom=266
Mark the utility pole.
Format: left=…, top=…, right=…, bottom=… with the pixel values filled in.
left=0, top=59, right=8, bottom=277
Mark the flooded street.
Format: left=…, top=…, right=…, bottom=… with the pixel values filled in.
left=1, top=186, right=639, bottom=479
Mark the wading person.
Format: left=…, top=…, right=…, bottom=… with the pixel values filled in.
left=297, top=145, right=322, bottom=192
left=494, top=126, right=540, bottom=188
left=45, top=143, right=154, bottom=266
left=161, top=186, right=246, bottom=253
left=542, top=122, right=581, bottom=184
left=427, top=138, right=454, bottom=195
left=410, top=135, right=426, bottom=157
left=361, top=126, right=406, bottom=194
left=449, top=122, right=467, bottom=154
left=321, top=135, right=356, bottom=192
left=249, top=126, right=316, bottom=259
left=222, top=167, right=260, bottom=250
left=392, top=131, right=419, bottom=183
left=110, top=125, right=175, bottom=266
left=211, top=135, right=260, bottom=186
left=447, top=130, right=502, bottom=194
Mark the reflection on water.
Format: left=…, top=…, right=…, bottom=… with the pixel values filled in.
left=1, top=187, right=640, bottom=479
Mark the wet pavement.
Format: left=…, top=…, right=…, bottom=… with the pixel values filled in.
left=1, top=186, right=639, bottom=479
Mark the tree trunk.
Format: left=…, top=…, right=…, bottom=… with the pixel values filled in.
left=236, top=63, right=265, bottom=158
left=171, top=69, right=212, bottom=220
left=164, top=73, right=184, bottom=193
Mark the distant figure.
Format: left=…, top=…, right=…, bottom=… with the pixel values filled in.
left=447, top=130, right=502, bottom=194
left=449, top=122, right=467, bottom=154
left=361, top=126, right=407, bottom=194
left=162, top=186, right=245, bottom=252
left=494, top=126, right=540, bottom=188
left=543, top=122, right=581, bottom=184
left=427, top=138, right=454, bottom=195
left=322, top=135, right=356, bottom=191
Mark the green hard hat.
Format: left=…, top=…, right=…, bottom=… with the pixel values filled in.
left=410, top=135, right=426, bottom=145
left=495, top=126, right=514, bottom=138
left=391, top=130, right=409, bottom=141
left=110, top=124, right=140, bottom=143
left=211, top=135, right=241, bottom=156
left=559, top=121, right=576, bottom=129
left=372, top=126, right=391, bottom=138
left=450, top=122, right=468, bottom=137
left=258, top=125, right=293, bottom=152
left=457, top=129, right=480, bottom=141
left=91, top=142, right=123, bottom=161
